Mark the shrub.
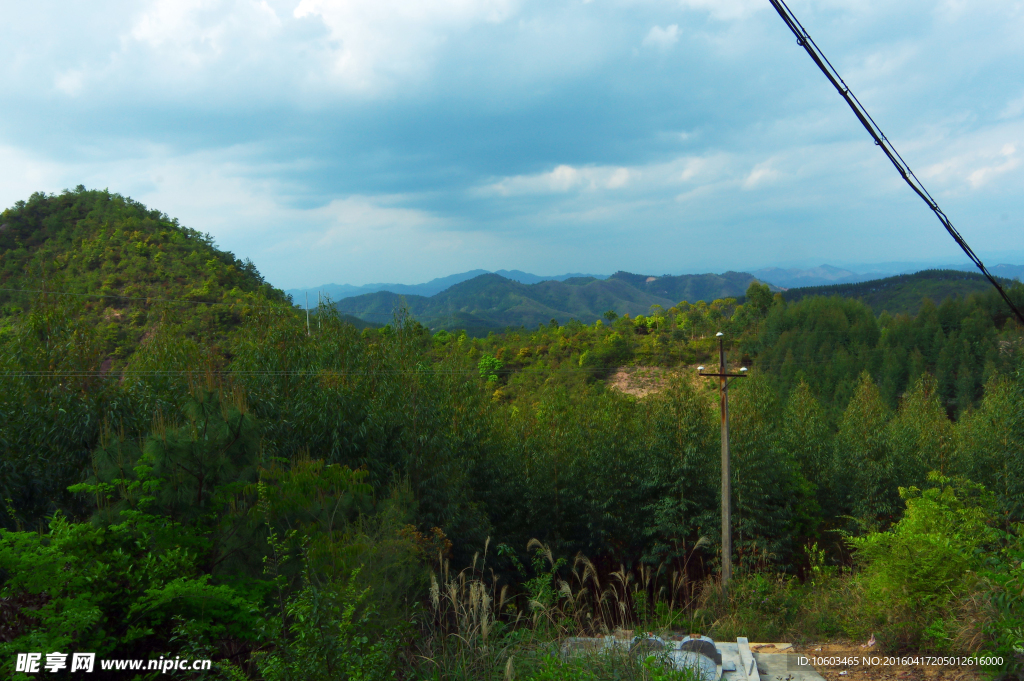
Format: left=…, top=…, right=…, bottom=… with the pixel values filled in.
left=848, top=473, right=996, bottom=651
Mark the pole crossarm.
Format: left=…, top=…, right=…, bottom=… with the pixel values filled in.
left=766, top=0, right=1024, bottom=328
left=697, top=334, right=745, bottom=600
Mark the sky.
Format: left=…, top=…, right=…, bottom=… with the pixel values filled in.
left=1, top=0, right=1023, bottom=289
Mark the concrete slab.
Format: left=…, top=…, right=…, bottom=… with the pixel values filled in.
left=561, top=635, right=825, bottom=681
left=739, top=637, right=759, bottom=681
left=719, top=641, right=744, bottom=681
left=753, top=651, right=827, bottom=681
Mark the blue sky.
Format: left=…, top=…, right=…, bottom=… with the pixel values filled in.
left=2, top=0, right=1023, bottom=288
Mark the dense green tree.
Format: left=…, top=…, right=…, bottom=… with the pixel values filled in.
left=834, top=372, right=895, bottom=525
left=953, top=373, right=1024, bottom=525
left=728, top=377, right=815, bottom=568
left=782, top=381, right=834, bottom=519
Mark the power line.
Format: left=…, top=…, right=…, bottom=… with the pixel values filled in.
left=766, top=0, right=1024, bottom=327
left=0, top=287, right=287, bottom=309
left=0, top=286, right=417, bottom=318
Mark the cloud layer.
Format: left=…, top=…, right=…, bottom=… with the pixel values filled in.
left=1, top=0, right=1022, bottom=287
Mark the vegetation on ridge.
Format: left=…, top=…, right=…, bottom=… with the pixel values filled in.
left=781, top=269, right=1021, bottom=316
left=0, top=187, right=292, bottom=362
left=334, top=271, right=773, bottom=333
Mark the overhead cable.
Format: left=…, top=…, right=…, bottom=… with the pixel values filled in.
left=766, top=0, right=1024, bottom=327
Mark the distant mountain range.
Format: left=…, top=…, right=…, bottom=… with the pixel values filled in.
left=290, top=263, right=1024, bottom=306
left=751, top=263, right=1024, bottom=289
left=292, top=263, right=1024, bottom=333
left=286, top=269, right=610, bottom=305
left=330, top=270, right=771, bottom=333
left=750, top=264, right=885, bottom=288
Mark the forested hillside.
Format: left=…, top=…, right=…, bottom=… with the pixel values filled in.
left=335, top=267, right=1012, bottom=336
left=0, top=187, right=292, bottom=361
left=335, top=273, right=680, bottom=332
left=608, top=269, right=777, bottom=301
left=780, top=269, right=1016, bottom=315
left=336, top=270, right=776, bottom=333
left=1, top=191, right=1023, bottom=680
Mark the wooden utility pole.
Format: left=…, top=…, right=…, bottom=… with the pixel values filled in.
left=698, top=332, right=747, bottom=599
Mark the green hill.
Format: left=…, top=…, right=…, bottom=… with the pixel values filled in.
left=334, top=273, right=675, bottom=332
left=608, top=270, right=779, bottom=300
left=0, top=187, right=292, bottom=359
left=335, top=270, right=772, bottom=332
left=780, top=269, right=1018, bottom=315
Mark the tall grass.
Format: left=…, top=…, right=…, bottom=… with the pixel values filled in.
left=413, top=539, right=714, bottom=680
left=405, top=529, right=1014, bottom=680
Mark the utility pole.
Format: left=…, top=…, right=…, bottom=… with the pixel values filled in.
left=305, top=292, right=310, bottom=336
left=318, top=291, right=322, bottom=332
left=698, top=332, right=747, bottom=599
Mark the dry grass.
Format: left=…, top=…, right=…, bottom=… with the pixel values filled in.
left=414, top=539, right=750, bottom=680
left=409, top=539, right=1008, bottom=680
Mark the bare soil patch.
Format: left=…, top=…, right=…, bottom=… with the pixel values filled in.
left=606, top=366, right=676, bottom=398
left=606, top=365, right=707, bottom=398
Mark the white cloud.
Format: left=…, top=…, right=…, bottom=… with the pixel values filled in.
left=483, top=164, right=570, bottom=195
left=922, top=140, right=1021, bottom=190
left=483, top=152, right=743, bottom=199
left=483, top=163, right=645, bottom=196
left=742, top=160, right=780, bottom=189
left=291, top=0, right=521, bottom=92
left=0, top=146, right=69, bottom=209
left=1000, top=92, right=1024, bottom=120
left=676, top=0, right=764, bottom=21
left=119, top=0, right=526, bottom=97
left=642, top=24, right=679, bottom=51
left=54, top=69, right=86, bottom=96
left=679, top=157, right=706, bottom=182
left=967, top=143, right=1019, bottom=188
left=129, top=0, right=282, bottom=67
left=310, top=196, right=444, bottom=249
left=607, top=167, right=630, bottom=188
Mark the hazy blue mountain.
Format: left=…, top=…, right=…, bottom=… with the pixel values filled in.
left=288, top=269, right=609, bottom=306
left=288, top=282, right=366, bottom=304
left=990, top=264, right=1024, bottom=281
left=291, top=263, right=1024, bottom=317
left=947, top=263, right=1024, bottom=281
left=755, top=262, right=1024, bottom=289
left=333, top=270, right=767, bottom=333
left=609, top=270, right=779, bottom=300
left=493, top=270, right=610, bottom=284
left=334, top=273, right=678, bottom=333
left=917, top=263, right=1024, bottom=282
left=751, top=264, right=879, bottom=288
left=286, top=269, right=489, bottom=304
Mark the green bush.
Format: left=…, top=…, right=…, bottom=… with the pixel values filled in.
left=849, top=473, right=996, bottom=651
left=254, top=568, right=399, bottom=681
left=0, top=511, right=260, bottom=680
